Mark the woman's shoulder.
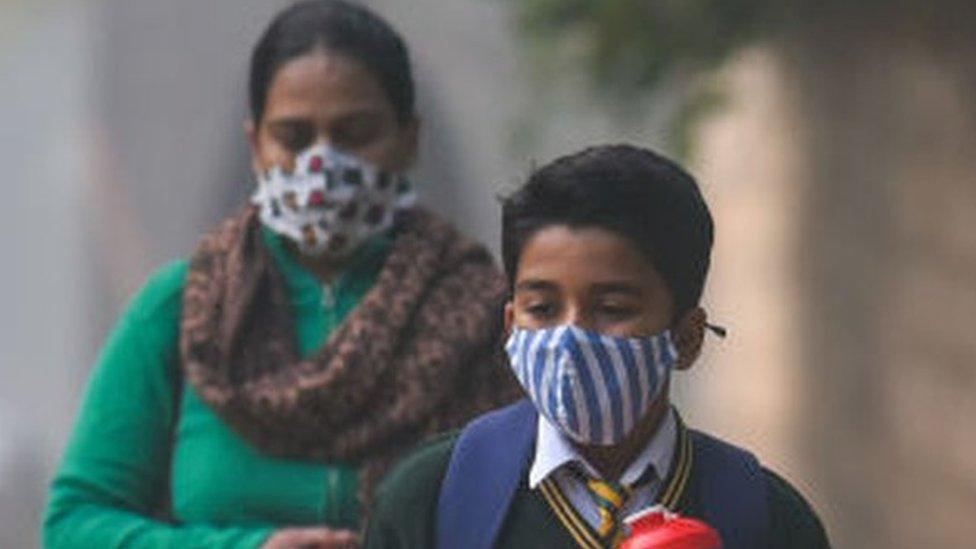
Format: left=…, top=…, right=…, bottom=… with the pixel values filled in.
left=124, top=259, right=190, bottom=325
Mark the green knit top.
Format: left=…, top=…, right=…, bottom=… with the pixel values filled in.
left=44, top=228, right=390, bottom=549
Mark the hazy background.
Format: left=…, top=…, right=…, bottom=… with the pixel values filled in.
left=2, top=1, right=974, bottom=547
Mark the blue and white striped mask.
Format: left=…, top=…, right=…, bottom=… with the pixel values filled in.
left=505, top=325, right=679, bottom=446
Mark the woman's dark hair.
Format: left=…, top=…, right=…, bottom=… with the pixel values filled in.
left=249, top=0, right=415, bottom=124
left=501, top=144, right=715, bottom=318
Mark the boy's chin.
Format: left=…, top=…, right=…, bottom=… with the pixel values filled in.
left=577, top=394, right=673, bottom=453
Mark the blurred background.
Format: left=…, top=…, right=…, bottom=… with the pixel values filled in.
left=2, top=0, right=974, bottom=547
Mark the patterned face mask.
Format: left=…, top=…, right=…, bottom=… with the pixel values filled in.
left=251, top=144, right=415, bottom=257
left=505, top=325, right=678, bottom=446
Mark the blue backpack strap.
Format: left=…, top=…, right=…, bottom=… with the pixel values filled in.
left=690, top=431, right=771, bottom=549
left=436, top=400, right=538, bottom=549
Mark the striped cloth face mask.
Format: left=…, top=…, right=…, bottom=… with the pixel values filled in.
left=505, top=325, right=679, bottom=446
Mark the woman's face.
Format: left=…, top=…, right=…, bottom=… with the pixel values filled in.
left=247, top=51, right=418, bottom=175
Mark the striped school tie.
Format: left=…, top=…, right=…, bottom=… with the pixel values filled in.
left=586, top=477, right=632, bottom=545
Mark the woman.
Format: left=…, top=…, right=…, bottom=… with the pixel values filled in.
left=43, top=1, right=517, bottom=547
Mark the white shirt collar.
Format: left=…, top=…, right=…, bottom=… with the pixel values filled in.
left=528, top=407, right=678, bottom=489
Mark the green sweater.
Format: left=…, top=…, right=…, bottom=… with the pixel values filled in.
left=365, top=432, right=831, bottom=549
left=44, top=229, right=390, bottom=549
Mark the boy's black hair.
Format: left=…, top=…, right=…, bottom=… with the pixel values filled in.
left=501, top=144, right=715, bottom=318
left=249, top=0, right=415, bottom=124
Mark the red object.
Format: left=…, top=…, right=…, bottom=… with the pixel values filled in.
left=620, top=507, right=722, bottom=549
left=309, top=156, right=324, bottom=172
left=308, top=190, right=326, bottom=207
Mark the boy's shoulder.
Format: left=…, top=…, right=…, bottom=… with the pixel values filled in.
left=686, top=428, right=829, bottom=547
left=760, top=466, right=830, bottom=547
left=366, top=431, right=460, bottom=548
left=368, top=423, right=829, bottom=548
left=373, top=431, right=459, bottom=511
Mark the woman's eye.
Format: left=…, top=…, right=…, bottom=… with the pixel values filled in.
left=329, top=113, right=387, bottom=149
left=274, top=125, right=314, bottom=152
left=332, top=121, right=381, bottom=149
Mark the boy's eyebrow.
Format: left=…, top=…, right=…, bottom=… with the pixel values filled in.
left=590, top=281, right=644, bottom=296
left=514, top=279, right=558, bottom=293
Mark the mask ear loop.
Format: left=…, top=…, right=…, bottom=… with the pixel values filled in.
left=705, top=323, right=727, bottom=338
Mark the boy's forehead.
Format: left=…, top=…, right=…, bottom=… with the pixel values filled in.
left=515, top=225, right=663, bottom=290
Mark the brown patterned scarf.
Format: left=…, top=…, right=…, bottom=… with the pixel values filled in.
left=179, top=206, right=519, bottom=504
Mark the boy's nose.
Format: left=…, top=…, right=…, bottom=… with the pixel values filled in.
left=562, top=306, right=593, bottom=331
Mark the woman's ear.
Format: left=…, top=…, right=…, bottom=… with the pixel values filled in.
left=673, top=307, right=706, bottom=371
left=395, top=115, right=420, bottom=171
left=244, top=119, right=263, bottom=174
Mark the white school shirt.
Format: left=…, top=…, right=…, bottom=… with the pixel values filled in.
left=528, top=408, right=678, bottom=531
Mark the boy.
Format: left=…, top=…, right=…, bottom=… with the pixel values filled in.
left=364, top=145, right=829, bottom=548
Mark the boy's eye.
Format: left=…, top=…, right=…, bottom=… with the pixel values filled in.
left=596, top=303, right=639, bottom=320
left=524, top=302, right=557, bottom=319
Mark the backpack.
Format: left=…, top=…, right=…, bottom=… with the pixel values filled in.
left=436, top=400, right=770, bottom=549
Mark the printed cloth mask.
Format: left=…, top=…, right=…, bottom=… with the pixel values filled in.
left=252, top=143, right=415, bottom=257
left=505, top=325, right=678, bottom=446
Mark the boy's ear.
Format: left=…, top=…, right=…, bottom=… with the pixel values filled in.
left=503, top=301, right=515, bottom=336
left=673, top=307, right=707, bottom=371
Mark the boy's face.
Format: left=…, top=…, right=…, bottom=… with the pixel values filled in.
left=507, top=225, right=673, bottom=336
left=505, top=224, right=705, bottom=369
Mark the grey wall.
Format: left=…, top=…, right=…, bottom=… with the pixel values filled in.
left=1, top=2, right=96, bottom=546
